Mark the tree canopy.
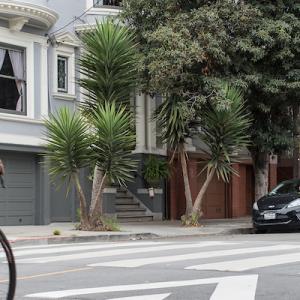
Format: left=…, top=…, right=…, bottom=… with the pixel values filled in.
left=121, top=0, right=300, bottom=198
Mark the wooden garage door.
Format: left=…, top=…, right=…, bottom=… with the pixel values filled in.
left=0, top=152, right=35, bottom=225
left=200, top=173, right=226, bottom=219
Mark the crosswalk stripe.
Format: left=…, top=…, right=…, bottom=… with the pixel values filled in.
left=24, top=275, right=258, bottom=299
left=6, top=241, right=170, bottom=258
left=89, top=244, right=300, bottom=268
left=107, top=293, right=171, bottom=300
left=16, top=241, right=234, bottom=264
left=12, top=242, right=101, bottom=250
left=186, top=251, right=300, bottom=271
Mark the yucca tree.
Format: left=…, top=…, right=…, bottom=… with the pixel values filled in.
left=89, top=102, right=137, bottom=222
left=44, top=108, right=91, bottom=228
left=44, top=103, right=137, bottom=229
left=79, top=20, right=139, bottom=112
left=79, top=20, right=139, bottom=220
left=154, top=95, right=195, bottom=216
left=191, top=85, right=251, bottom=220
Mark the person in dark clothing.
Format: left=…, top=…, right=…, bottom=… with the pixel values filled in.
left=0, top=159, right=6, bottom=188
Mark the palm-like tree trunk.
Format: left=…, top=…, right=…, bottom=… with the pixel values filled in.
left=179, top=145, right=193, bottom=216
left=89, top=166, right=104, bottom=217
left=90, top=172, right=107, bottom=224
left=73, top=173, right=89, bottom=228
left=192, top=168, right=215, bottom=217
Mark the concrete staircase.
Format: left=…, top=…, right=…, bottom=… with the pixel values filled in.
left=116, top=189, right=154, bottom=222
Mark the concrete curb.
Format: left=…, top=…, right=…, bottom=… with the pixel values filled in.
left=9, top=233, right=159, bottom=247
left=8, top=226, right=253, bottom=247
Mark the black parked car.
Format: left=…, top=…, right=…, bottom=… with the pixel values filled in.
left=253, top=179, right=300, bottom=233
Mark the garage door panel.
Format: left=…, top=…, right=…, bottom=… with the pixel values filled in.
left=6, top=216, right=33, bottom=225
left=6, top=188, right=35, bottom=200
left=206, top=206, right=225, bottom=219
left=0, top=152, right=36, bottom=225
left=6, top=202, right=33, bottom=212
left=5, top=157, right=34, bottom=172
left=5, top=173, right=35, bottom=185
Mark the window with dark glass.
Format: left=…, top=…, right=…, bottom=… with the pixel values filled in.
left=0, top=47, right=26, bottom=114
left=57, top=56, right=68, bottom=93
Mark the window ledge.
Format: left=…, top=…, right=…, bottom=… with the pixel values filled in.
left=0, top=113, right=44, bottom=124
left=53, top=93, right=76, bottom=101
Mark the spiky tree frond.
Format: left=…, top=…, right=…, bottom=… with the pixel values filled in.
left=90, top=101, right=137, bottom=186
left=79, top=20, right=139, bottom=113
left=44, top=108, right=91, bottom=184
left=154, top=95, right=193, bottom=150
left=200, top=84, right=252, bottom=182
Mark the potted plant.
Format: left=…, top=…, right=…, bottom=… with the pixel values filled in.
left=143, top=155, right=169, bottom=197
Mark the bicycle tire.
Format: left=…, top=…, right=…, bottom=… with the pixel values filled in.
left=0, top=230, right=16, bottom=300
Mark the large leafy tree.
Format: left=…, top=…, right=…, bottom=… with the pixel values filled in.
left=231, top=1, right=299, bottom=199
left=121, top=0, right=300, bottom=210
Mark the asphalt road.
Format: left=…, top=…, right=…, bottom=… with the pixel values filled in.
left=5, top=232, right=300, bottom=299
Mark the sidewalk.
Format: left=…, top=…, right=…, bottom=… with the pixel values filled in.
left=3, top=217, right=252, bottom=246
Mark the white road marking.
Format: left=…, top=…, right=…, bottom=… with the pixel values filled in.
left=25, top=274, right=258, bottom=299
left=12, top=242, right=100, bottom=250
left=16, top=241, right=233, bottom=264
left=107, top=293, right=171, bottom=300
left=186, top=251, right=300, bottom=272
left=7, top=242, right=170, bottom=258
left=89, top=244, right=300, bottom=268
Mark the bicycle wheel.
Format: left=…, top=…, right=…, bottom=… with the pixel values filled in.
left=0, top=230, right=16, bottom=300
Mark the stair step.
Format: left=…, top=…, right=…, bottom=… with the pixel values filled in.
left=115, top=200, right=137, bottom=205
left=117, top=211, right=146, bottom=217
left=115, top=204, right=140, bottom=209
left=117, top=190, right=128, bottom=194
left=116, top=207, right=145, bottom=212
left=116, top=195, right=133, bottom=199
left=117, top=215, right=154, bottom=222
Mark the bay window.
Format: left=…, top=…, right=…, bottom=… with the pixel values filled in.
left=0, top=46, right=26, bottom=114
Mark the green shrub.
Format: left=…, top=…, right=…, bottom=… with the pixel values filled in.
left=143, top=155, right=169, bottom=188
left=101, top=216, right=120, bottom=231
left=53, top=229, right=61, bottom=236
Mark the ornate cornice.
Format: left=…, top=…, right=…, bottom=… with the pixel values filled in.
left=0, top=1, right=58, bottom=29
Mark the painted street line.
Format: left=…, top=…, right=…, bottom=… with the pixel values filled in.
left=107, top=293, right=171, bottom=300
left=16, top=241, right=234, bottom=264
left=12, top=242, right=104, bottom=250
left=186, top=251, right=300, bottom=272
left=25, top=274, right=258, bottom=299
left=88, top=244, right=300, bottom=268
left=0, top=268, right=93, bottom=283
left=6, top=241, right=170, bottom=258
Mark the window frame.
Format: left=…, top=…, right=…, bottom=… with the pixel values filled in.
left=0, top=44, right=27, bottom=116
left=57, top=55, right=68, bottom=93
